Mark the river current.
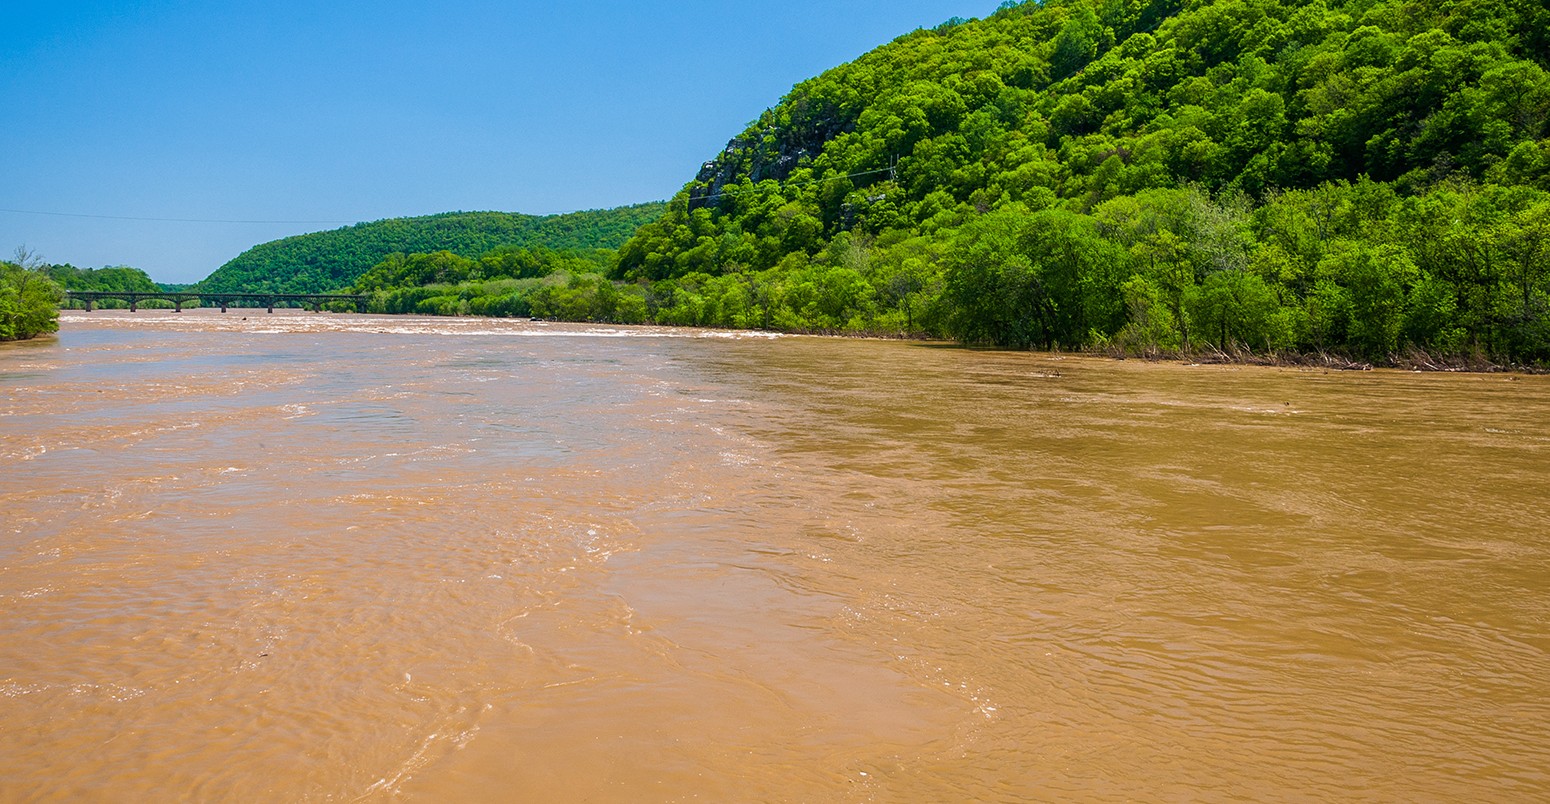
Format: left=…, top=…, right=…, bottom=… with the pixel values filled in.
left=2, top=310, right=1547, bottom=801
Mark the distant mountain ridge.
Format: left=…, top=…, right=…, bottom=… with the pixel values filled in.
left=198, top=204, right=665, bottom=293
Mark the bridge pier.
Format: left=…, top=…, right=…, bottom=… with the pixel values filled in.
left=64, top=291, right=366, bottom=315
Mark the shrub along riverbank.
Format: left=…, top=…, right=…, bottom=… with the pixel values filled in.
left=344, top=178, right=1550, bottom=371
left=0, top=256, right=64, bottom=342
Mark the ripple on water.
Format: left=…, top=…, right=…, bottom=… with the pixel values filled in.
left=1, top=314, right=1548, bottom=801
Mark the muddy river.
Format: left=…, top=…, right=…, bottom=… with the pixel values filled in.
left=2, top=310, right=1547, bottom=801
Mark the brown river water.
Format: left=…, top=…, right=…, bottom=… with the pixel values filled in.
left=2, top=309, right=1548, bottom=801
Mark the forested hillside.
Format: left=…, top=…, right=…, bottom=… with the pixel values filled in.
left=350, top=246, right=625, bottom=318
left=44, top=264, right=185, bottom=309
left=602, top=0, right=1550, bottom=363
left=45, top=264, right=158, bottom=293
left=198, top=204, right=665, bottom=293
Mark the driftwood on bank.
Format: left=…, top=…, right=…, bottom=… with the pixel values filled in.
left=1097, top=342, right=1547, bottom=374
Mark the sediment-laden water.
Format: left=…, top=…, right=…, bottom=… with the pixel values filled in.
left=2, top=309, right=1547, bottom=801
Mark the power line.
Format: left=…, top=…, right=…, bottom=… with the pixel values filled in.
left=3, top=164, right=905, bottom=222
left=0, top=207, right=358, bottom=225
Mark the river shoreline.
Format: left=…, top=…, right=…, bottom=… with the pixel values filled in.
left=51, top=308, right=1550, bottom=375
left=1095, top=344, right=1550, bottom=375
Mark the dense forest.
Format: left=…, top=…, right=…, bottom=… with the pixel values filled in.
left=347, top=0, right=1550, bottom=365
left=0, top=253, right=64, bottom=341
left=41, top=0, right=1550, bottom=367
left=351, top=246, right=625, bottom=317
left=43, top=264, right=172, bottom=309
left=598, top=0, right=1550, bottom=364
left=198, top=204, right=666, bottom=294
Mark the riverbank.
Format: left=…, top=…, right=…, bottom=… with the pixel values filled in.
left=1092, top=343, right=1550, bottom=375
left=54, top=308, right=1550, bottom=375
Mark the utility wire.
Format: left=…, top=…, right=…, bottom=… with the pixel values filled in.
left=0, top=207, right=358, bottom=225
left=3, top=163, right=903, bottom=220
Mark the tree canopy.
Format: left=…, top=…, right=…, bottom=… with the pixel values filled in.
left=155, top=0, right=1550, bottom=366
left=598, top=0, right=1550, bottom=364
left=0, top=255, right=64, bottom=342
left=45, top=264, right=160, bottom=294
left=197, top=203, right=666, bottom=294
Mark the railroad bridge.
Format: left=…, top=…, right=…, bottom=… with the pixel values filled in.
left=65, top=291, right=369, bottom=314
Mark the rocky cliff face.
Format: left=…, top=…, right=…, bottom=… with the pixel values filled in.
left=688, top=111, right=856, bottom=210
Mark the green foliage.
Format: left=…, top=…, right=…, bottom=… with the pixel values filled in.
left=44, top=263, right=164, bottom=309
left=353, top=247, right=610, bottom=292
left=292, top=0, right=1549, bottom=365
left=594, top=0, right=1550, bottom=364
left=0, top=261, right=64, bottom=341
left=940, top=205, right=1128, bottom=348
left=530, top=274, right=649, bottom=324
left=44, top=264, right=160, bottom=294
left=200, top=203, right=665, bottom=294
left=353, top=244, right=634, bottom=324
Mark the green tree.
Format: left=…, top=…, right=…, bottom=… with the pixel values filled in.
left=0, top=250, right=65, bottom=341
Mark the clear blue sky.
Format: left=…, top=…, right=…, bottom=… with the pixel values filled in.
left=0, top=1, right=994, bottom=283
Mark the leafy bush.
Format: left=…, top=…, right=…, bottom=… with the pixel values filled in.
left=0, top=261, right=64, bottom=341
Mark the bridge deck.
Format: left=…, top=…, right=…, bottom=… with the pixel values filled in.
left=65, top=291, right=369, bottom=313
